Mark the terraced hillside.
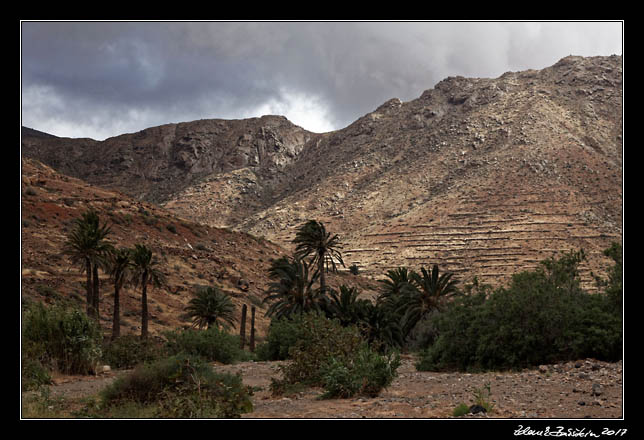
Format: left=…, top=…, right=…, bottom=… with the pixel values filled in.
left=233, top=55, right=622, bottom=289
left=344, top=184, right=619, bottom=291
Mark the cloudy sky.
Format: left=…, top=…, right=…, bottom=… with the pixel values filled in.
left=21, top=21, right=622, bottom=140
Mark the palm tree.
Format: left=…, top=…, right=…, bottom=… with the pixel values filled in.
left=292, top=220, right=344, bottom=294
left=400, top=264, right=459, bottom=335
left=326, top=285, right=403, bottom=351
left=376, top=267, right=415, bottom=309
left=361, top=303, right=404, bottom=352
left=263, top=256, right=324, bottom=320
left=106, top=247, right=133, bottom=340
left=63, top=208, right=112, bottom=320
left=327, top=285, right=370, bottom=326
left=130, top=244, right=165, bottom=339
left=184, top=286, right=237, bottom=330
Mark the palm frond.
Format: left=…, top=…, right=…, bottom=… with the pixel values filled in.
left=263, top=256, right=325, bottom=319
left=185, top=286, right=237, bottom=330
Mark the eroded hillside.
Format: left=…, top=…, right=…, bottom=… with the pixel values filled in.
left=20, top=157, right=378, bottom=338
left=20, top=157, right=289, bottom=338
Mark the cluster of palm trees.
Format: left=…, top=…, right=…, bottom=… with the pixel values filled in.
left=63, top=211, right=458, bottom=349
left=63, top=209, right=165, bottom=340
left=263, top=220, right=344, bottom=319
left=262, top=220, right=460, bottom=350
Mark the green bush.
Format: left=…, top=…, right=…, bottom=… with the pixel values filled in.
left=254, top=315, right=311, bottom=361
left=163, top=327, right=249, bottom=364
left=416, top=250, right=622, bottom=372
left=453, top=403, right=470, bottom=417
left=101, top=354, right=252, bottom=418
left=269, top=313, right=400, bottom=398
left=274, top=313, right=363, bottom=387
left=319, top=346, right=401, bottom=399
left=101, top=335, right=166, bottom=369
left=21, top=355, right=52, bottom=391
left=415, top=291, right=487, bottom=372
left=22, top=302, right=103, bottom=375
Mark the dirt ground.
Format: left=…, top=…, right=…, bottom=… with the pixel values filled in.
left=32, top=354, right=622, bottom=419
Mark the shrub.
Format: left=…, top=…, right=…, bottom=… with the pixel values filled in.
left=416, top=250, right=622, bottom=372
left=559, top=292, right=622, bottom=361
left=415, top=291, right=487, bottom=372
left=254, top=315, right=310, bottom=361
left=399, top=310, right=442, bottom=352
left=163, top=327, right=249, bottom=364
left=21, top=355, right=52, bottom=391
left=274, top=313, right=363, bottom=387
left=593, top=242, right=622, bottom=314
left=269, top=313, right=400, bottom=398
left=472, top=382, right=495, bottom=413
left=453, top=403, right=470, bottom=417
left=319, top=346, right=401, bottom=399
left=101, top=354, right=252, bottom=418
left=101, top=335, right=165, bottom=369
left=22, top=302, right=103, bottom=375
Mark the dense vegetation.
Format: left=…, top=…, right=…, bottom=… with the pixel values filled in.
left=266, top=313, right=401, bottom=399
left=21, top=210, right=623, bottom=418
left=22, top=302, right=103, bottom=383
left=416, top=249, right=623, bottom=372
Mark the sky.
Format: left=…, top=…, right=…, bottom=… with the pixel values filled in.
left=21, top=21, right=623, bottom=140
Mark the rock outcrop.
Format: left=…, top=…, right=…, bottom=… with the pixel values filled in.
left=22, top=115, right=316, bottom=204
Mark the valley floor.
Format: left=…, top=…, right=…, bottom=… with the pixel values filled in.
left=26, top=355, right=623, bottom=420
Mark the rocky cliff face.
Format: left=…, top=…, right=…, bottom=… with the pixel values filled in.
left=22, top=115, right=316, bottom=204
left=22, top=55, right=622, bottom=291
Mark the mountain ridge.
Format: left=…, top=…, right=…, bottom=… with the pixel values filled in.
left=22, top=114, right=318, bottom=204
left=22, top=54, right=623, bottom=291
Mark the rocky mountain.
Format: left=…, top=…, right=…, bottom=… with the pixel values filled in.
left=168, top=55, right=623, bottom=291
left=22, top=54, right=623, bottom=292
left=21, top=115, right=316, bottom=206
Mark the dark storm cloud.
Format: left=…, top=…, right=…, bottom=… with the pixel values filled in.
left=21, top=21, right=622, bottom=140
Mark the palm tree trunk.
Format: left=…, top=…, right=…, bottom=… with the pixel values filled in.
left=141, top=271, right=149, bottom=339
left=249, top=306, right=256, bottom=352
left=85, top=259, right=92, bottom=317
left=318, top=251, right=326, bottom=294
left=112, top=282, right=121, bottom=341
left=92, top=263, right=100, bottom=321
left=240, top=304, right=247, bottom=349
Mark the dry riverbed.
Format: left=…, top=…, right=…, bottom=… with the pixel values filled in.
left=28, top=354, right=623, bottom=419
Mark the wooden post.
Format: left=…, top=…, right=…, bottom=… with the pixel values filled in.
left=249, top=306, right=256, bottom=352
left=240, top=304, right=247, bottom=349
